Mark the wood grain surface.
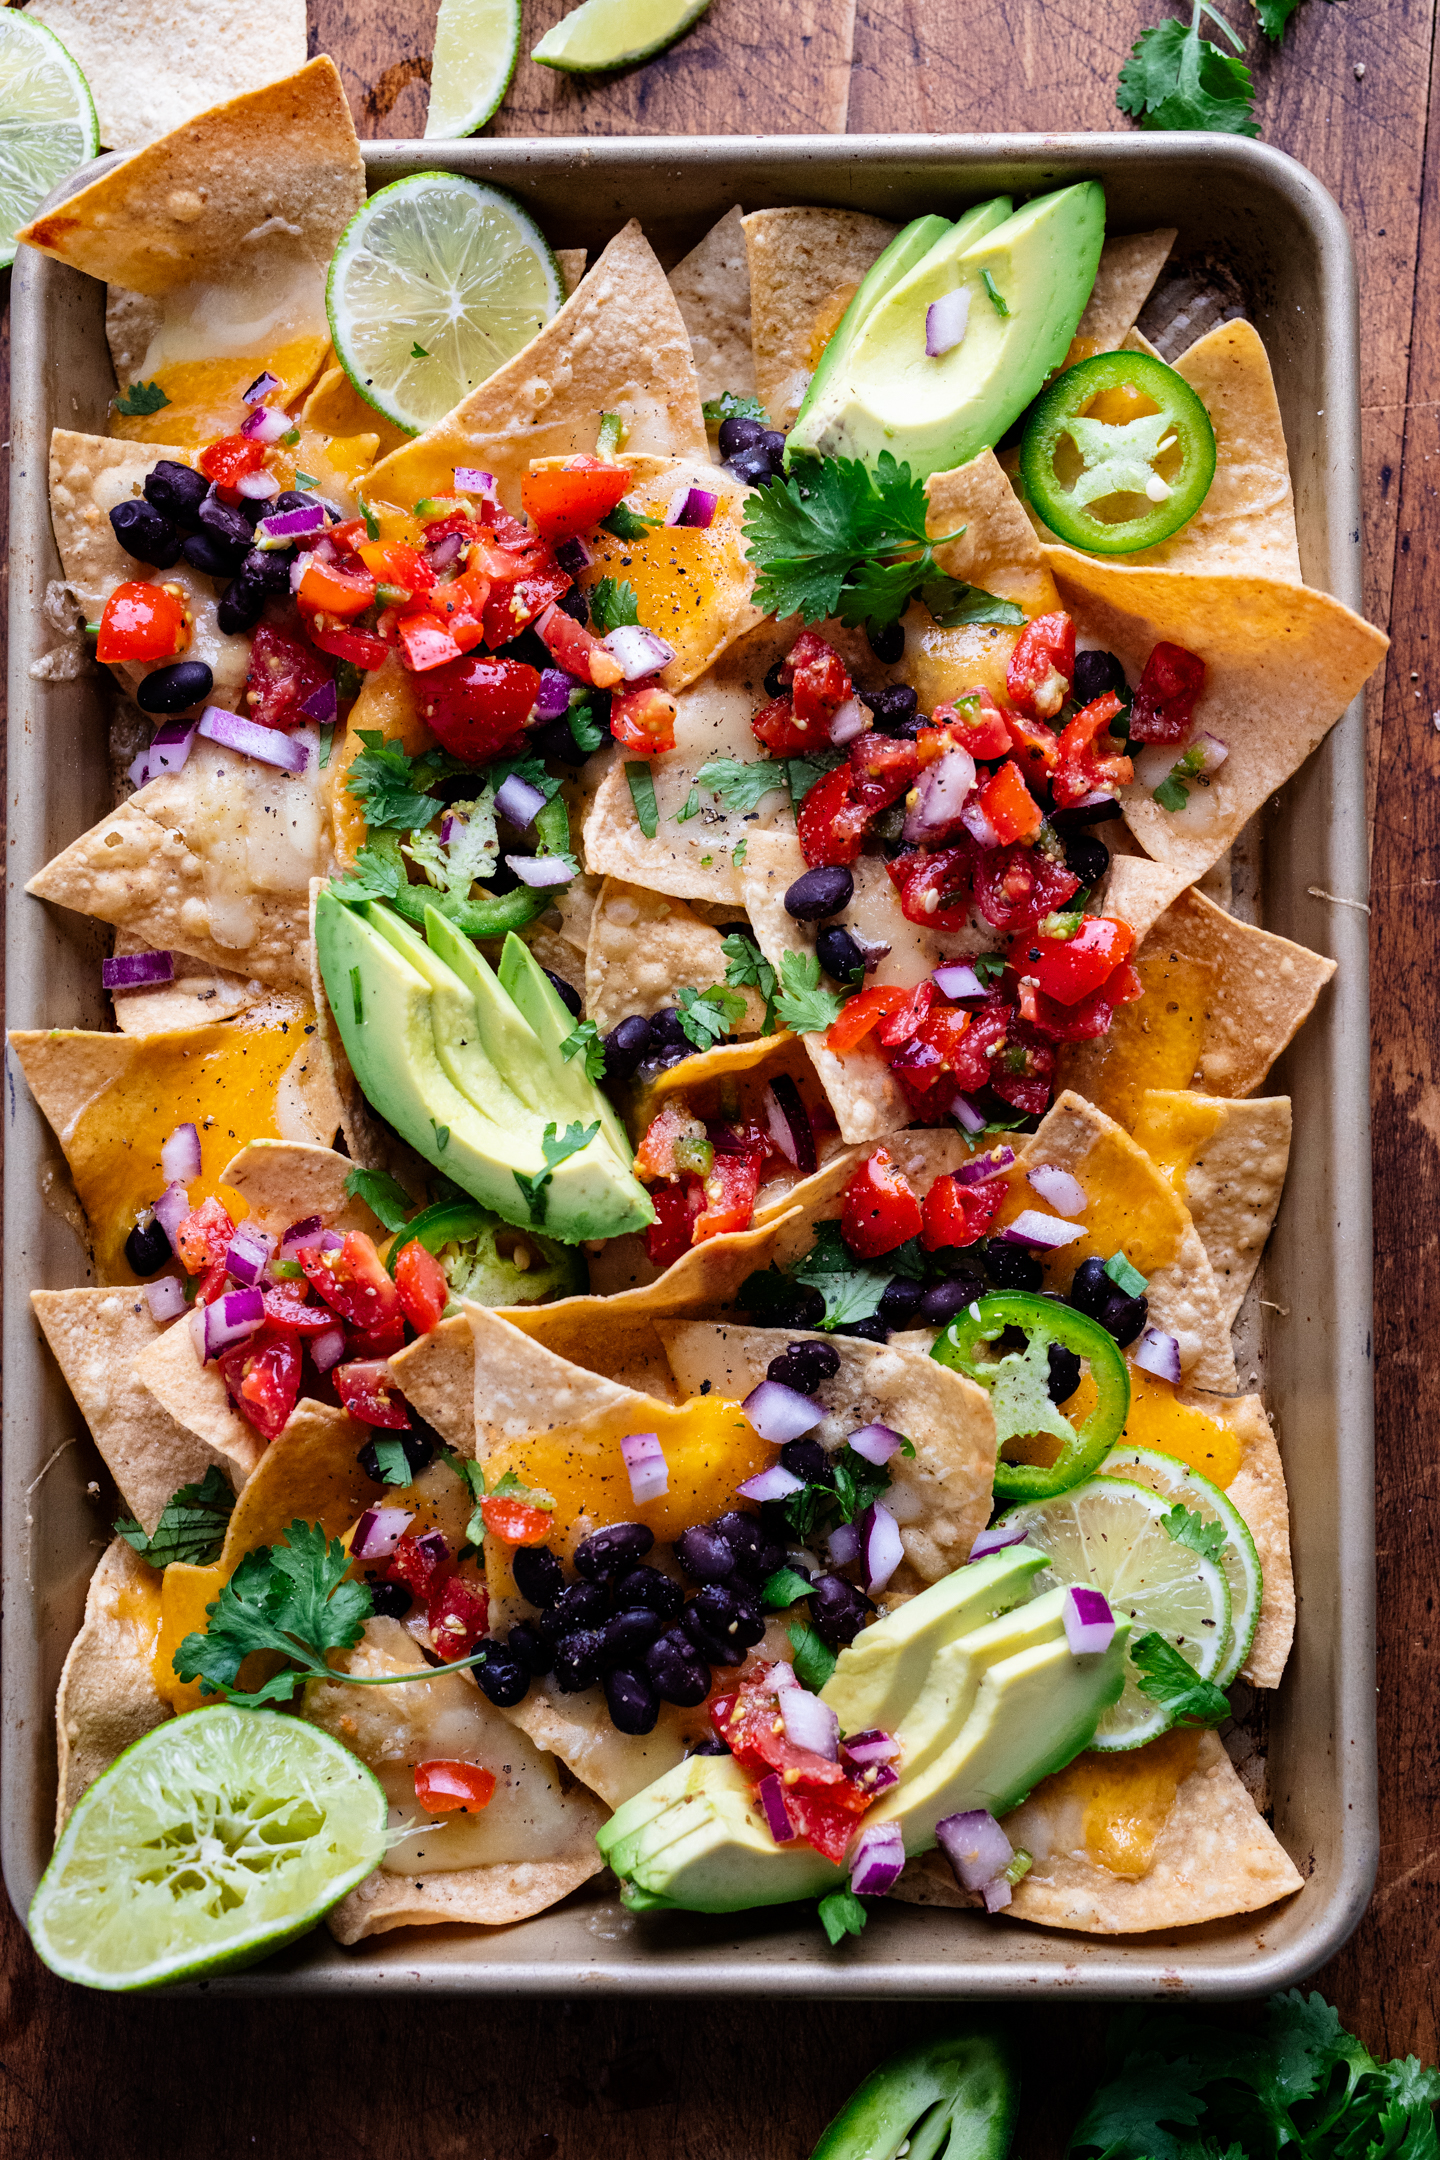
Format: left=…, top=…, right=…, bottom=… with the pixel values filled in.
left=2, top=1, right=1436, bottom=2151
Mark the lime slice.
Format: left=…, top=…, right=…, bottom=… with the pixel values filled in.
left=327, top=172, right=563, bottom=437
left=0, top=12, right=99, bottom=272
left=994, top=1477, right=1231, bottom=1752
left=1099, top=1444, right=1261, bottom=1687
left=29, top=1705, right=386, bottom=1990
left=426, top=0, right=522, bottom=138
left=531, top=0, right=712, bottom=74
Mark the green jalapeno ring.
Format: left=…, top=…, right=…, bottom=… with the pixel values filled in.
left=1019, top=350, right=1217, bottom=557
left=391, top=792, right=572, bottom=939
left=930, top=1290, right=1130, bottom=1502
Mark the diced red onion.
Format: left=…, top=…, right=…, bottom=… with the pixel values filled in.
left=279, top=1213, right=324, bottom=1255
left=224, top=1225, right=275, bottom=1287
left=931, top=961, right=984, bottom=1000
left=761, top=1076, right=817, bottom=1176
left=128, top=718, right=198, bottom=789
left=849, top=1820, right=906, bottom=1896
left=350, top=1505, right=415, bottom=1561
left=951, top=1093, right=988, bottom=1135
left=1063, top=1584, right=1116, bottom=1657
left=301, top=678, right=338, bottom=726
left=1076, top=791, right=1118, bottom=813
left=742, top=1379, right=824, bottom=1444
left=772, top=1660, right=801, bottom=1691
left=665, top=484, right=717, bottom=529
left=780, top=1689, right=839, bottom=1761
left=240, top=404, right=290, bottom=445
left=554, top=534, right=593, bottom=577
left=236, top=471, right=280, bottom=502
left=256, top=501, right=326, bottom=543
left=289, top=550, right=313, bottom=590
left=620, top=1430, right=668, bottom=1504
left=505, top=854, right=574, bottom=888
left=152, top=1181, right=189, bottom=1247
left=865, top=1761, right=901, bottom=1796
left=1000, top=1209, right=1086, bottom=1250
left=452, top=467, right=496, bottom=498
left=428, top=531, right=466, bottom=570
left=756, top=1771, right=798, bottom=1844
left=827, top=1521, right=861, bottom=1568
left=161, top=1122, right=202, bottom=1185
left=902, top=747, right=976, bottom=844
left=1195, top=731, right=1228, bottom=772
left=848, top=1422, right=904, bottom=1467
left=738, top=1464, right=805, bottom=1502
left=144, top=1275, right=187, bottom=1323
left=439, top=812, right=468, bottom=847
left=534, top=669, right=573, bottom=721
left=1026, top=1164, right=1087, bottom=1217
left=926, top=286, right=971, bottom=359
left=936, top=1808, right=1013, bottom=1894
left=827, top=696, right=868, bottom=746
left=604, top=623, right=676, bottom=680
left=199, top=706, right=309, bottom=774
left=983, top=1877, right=1013, bottom=1913
left=961, top=796, right=1001, bottom=850
left=200, top=1286, right=265, bottom=1361
left=242, top=370, right=281, bottom=405
left=415, top=1529, right=451, bottom=1571
left=968, top=1521, right=1029, bottom=1562
left=954, top=1145, right=1014, bottom=1187
left=103, top=950, right=174, bottom=990
left=495, top=773, right=547, bottom=829
left=1133, top=1327, right=1183, bottom=1383
left=317, top=1228, right=344, bottom=1254
left=840, top=1728, right=900, bottom=1767
left=861, top=1501, right=904, bottom=1595
left=311, top=1325, right=346, bottom=1374
left=850, top=928, right=891, bottom=973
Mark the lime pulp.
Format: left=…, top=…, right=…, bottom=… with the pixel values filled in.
left=0, top=11, right=99, bottom=271
left=530, top=0, right=713, bottom=73
left=426, top=0, right=523, bottom=138
left=1099, top=1444, right=1262, bottom=1687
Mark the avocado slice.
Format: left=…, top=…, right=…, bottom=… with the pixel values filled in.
left=790, top=181, right=1106, bottom=480
left=821, top=1542, right=1046, bottom=1739
left=602, top=1755, right=844, bottom=1912
left=362, top=900, right=526, bottom=1129
left=788, top=200, right=1011, bottom=461
left=877, top=1586, right=1076, bottom=1782
left=494, top=930, right=634, bottom=1171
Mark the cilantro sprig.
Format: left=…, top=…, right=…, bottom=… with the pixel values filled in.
left=589, top=578, right=640, bottom=635
left=1117, top=0, right=1260, bottom=135
left=676, top=983, right=748, bottom=1051
left=1130, top=1629, right=1231, bottom=1728
left=343, top=733, right=468, bottom=832
left=773, top=949, right=849, bottom=1035
left=114, top=379, right=170, bottom=416
left=722, top=932, right=779, bottom=1036
left=560, top=1019, right=607, bottom=1081
left=703, top=391, right=768, bottom=426
left=116, top=1467, right=234, bottom=1570
left=513, top=1120, right=600, bottom=1226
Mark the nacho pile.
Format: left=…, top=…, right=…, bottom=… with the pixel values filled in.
left=15, top=70, right=1384, bottom=1965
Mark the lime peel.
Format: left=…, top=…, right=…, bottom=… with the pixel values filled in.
left=531, top=0, right=713, bottom=74
left=426, top=0, right=523, bottom=138
left=0, top=12, right=99, bottom=273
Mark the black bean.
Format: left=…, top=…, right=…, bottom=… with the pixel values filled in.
left=237, top=495, right=270, bottom=528
left=780, top=1437, right=832, bottom=1486
left=816, top=922, right=866, bottom=985
left=725, top=446, right=780, bottom=489
left=543, top=969, right=583, bottom=1019
left=688, top=1582, right=765, bottom=1649
left=123, top=1217, right=173, bottom=1277
left=507, top=1620, right=554, bottom=1675
left=602, top=1607, right=667, bottom=1666
left=574, top=1521, right=655, bottom=1581
left=688, top=1735, right=731, bottom=1756
left=512, top=1543, right=565, bottom=1608
left=355, top=1426, right=435, bottom=1483
left=784, top=865, right=855, bottom=921
left=1063, top=833, right=1111, bottom=887
left=1050, top=797, right=1123, bottom=834
left=217, top=575, right=267, bottom=634
left=809, top=1573, right=874, bottom=1648
left=918, top=1278, right=984, bottom=1328
left=740, top=1277, right=827, bottom=1331
left=858, top=683, right=918, bottom=734
left=182, top=529, right=246, bottom=578
left=879, top=1275, right=924, bottom=1331
left=556, top=583, right=589, bottom=625
left=552, top=1626, right=607, bottom=1693
left=364, top=1573, right=413, bottom=1619
left=270, top=491, right=319, bottom=518
left=931, top=1258, right=987, bottom=1304
left=681, top=1616, right=745, bottom=1668
left=241, top=545, right=295, bottom=594
left=109, top=498, right=181, bottom=568
left=1068, top=1255, right=1110, bottom=1320
left=838, top=1316, right=890, bottom=1342
left=763, top=660, right=788, bottom=700
left=765, top=1339, right=839, bottom=1394
left=757, top=429, right=787, bottom=469
left=718, top=415, right=766, bottom=459
left=866, top=619, right=906, bottom=665
left=603, top=1014, right=653, bottom=1082
left=1072, top=649, right=1127, bottom=705
left=474, top=1640, right=530, bottom=1707
left=675, top=1523, right=735, bottom=1584
left=645, top=1628, right=711, bottom=1706
left=1101, top=1292, right=1148, bottom=1348
left=978, top=1238, right=1043, bottom=1292
left=198, top=492, right=256, bottom=551
left=144, top=460, right=209, bottom=529
left=614, top=1566, right=684, bottom=1619
left=711, top=1511, right=769, bottom=1578
left=1047, top=1343, right=1082, bottom=1404
left=605, top=1667, right=660, bottom=1735
left=648, top=1006, right=688, bottom=1049
left=137, top=660, right=213, bottom=715
left=540, top=1582, right=610, bottom=1640
left=636, top=1045, right=689, bottom=1087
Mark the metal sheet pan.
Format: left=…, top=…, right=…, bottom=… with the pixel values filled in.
left=3, top=132, right=1376, bottom=1996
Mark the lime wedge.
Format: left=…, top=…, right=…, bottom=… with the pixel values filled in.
left=0, top=11, right=99, bottom=272
left=29, top=1705, right=386, bottom=1990
left=994, top=1477, right=1231, bottom=1752
left=1099, top=1444, right=1261, bottom=1687
left=531, top=0, right=712, bottom=74
left=426, top=0, right=522, bottom=138
left=327, top=172, right=563, bottom=437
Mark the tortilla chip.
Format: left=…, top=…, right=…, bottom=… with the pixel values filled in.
left=1062, top=885, right=1335, bottom=1117
left=388, top=1315, right=477, bottom=1451
left=1099, top=855, right=1193, bottom=948
left=362, top=221, right=708, bottom=519
left=1002, top=1091, right=1236, bottom=1391
left=31, top=1287, right=234, bottom=1532
left=658, top=1323, right=997, bottom=1589
left=518, top=1203, right=793, bottom=1318
left=742, top=208, right=897, bottom=431
left=54, top=1539, right=169, bottom=1833
left=926, top=451, right=1062, bottom=620
left=1048, top=553, right=1388, bottom=882
left=584, top=876, right=766, bottom=1037
left=1070, top=231, right=1177, bottom=355
left=299, top=365, right=412, bottom=464
left=217, top=1139, right=388, bottom=1242
left=27, top=729, right=330, bottom=987
left=130, top=1315, right=265, bottom=1485
left=1129, top=1092, right=1291, bottom=1330
left=109, top=935, right=262, bottom=1034
left=668, top=206, right=755, bottom=404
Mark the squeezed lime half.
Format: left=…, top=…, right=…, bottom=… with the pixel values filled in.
left=0, top=12, right=99, bottom=271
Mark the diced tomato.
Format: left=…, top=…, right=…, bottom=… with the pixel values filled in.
left=297, top=1232, right=405, bottom=1336
left=260, top=1285, right=339, bottom=1335
left=750, top=694, right=817, bottom=755
left=886, top=845, right=977, bottom=932
left=480, top=1495, right=555, bottom=1546
left=343, top=1313, right=408, bottom=1362
left=327, top=518, right=370, bottom=554
left=987, top=1016, right=1057, bottom=1116
left=944, top=997, right=1015, bottom=1096
left=219, top=1330, right=302, bottom=1440
left=334, top=1357, right=409, bottom=1426
left=420, top=509, right=480, bottom=552
left=787, top=1787, right=871, bottom=1864
left=782, top=631, right=853, bottom=730
left=977, top=759, right=1043, bottom=845
left=521, top=459, right=632, bottom=542
left=482, top=560, right=571, bottom=649
left=1019, top=916, right=1135, bottom=1006
left=396, top=613, right=463, bottom=672
left=841, top=1146, right=924, bottom=1258
left=1052, top=691, right=1133, bottom=810
left=425, top=558, right=490, bottom=651
left=850, top=732, right=919, bottom=818
left=387, top=1531, right=451, bottom=1600
left=189, top=1261, right=228, bottom=1306
left=1129, top=641, right=1206, bottom=747
left=481, top=498, right=536, bottom=553
left=426, top=1575, right=489, bottom=1660
left=356, top=541, right=436, bottom=598
left=973, top=844, right=1079, bottom=936
left=297, top=555, right=377, bottom=620
left=1027, top=959, right=1144, bottom=1044
left=921, top=1172, right=1009, bottom=1251
left=644, top=1178, right=705, bottom=1269
left=395, top=1238, right=449, bottom=1334
left=1006, top=611, right=1075, bottom=722
left=243, top=624, right=332, bottom=730
left=305, top=619, right=393, bottom=670
left=929, top=690, right=1012, bottom=762
left=712, top=1674, right=848, bottom=1787
left=876, top=979, right=934, bottom=1048
left=611, top=683, right=678, bottom=755
left=695, top=1152, right=763, bottom=1243
left=886, top=1027, right=949, bottom=1106
left=797, top=762, right=866, bottom=869
left=96, top=580, right=190, bottom=664
left=414, top=1758, right=497, bottom=1814
left=196, top=433, right=265, bottom=501
left=825, top=984, right=912, bottom=1056
left=535, top=602, right=624, bottom=689
left=175, top=1196, right=235, bottom=1276
left=419, top=653, right=540, bottom=763
left=1003, top=711, right=1060, bottom=794
left=634, top=1101, right=705, bottom=1182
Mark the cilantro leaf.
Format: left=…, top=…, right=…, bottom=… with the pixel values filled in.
left=513, top=1121, right=600, bottom=1225
left=762, top=1567, right=814, bottom=1611
left=343, top=1165, right=414, bottom=1234
left=703, top=391, right=768, bottom=425
left=625, top=761, right=659, bottom=838
left=742, top=450, right=974, bottom=630
left=116, top=1466, right=234, bottom=1570
left=369, top=1437, right=414, bottom=1486
left=789, top=1621, right=838, bottom=1692
left=722, top=932, right=779, bottom=1035
left=925, top=582, right=1024, bottom=630
left=490, top=1467, right=556, bottom=1510
left=329, top=836, right=405, bottom=906
left=601, top=502, right=661, bottom=540
left=794, top=1221, right=891, bottom=1332
left=115, top=379, right=170, bottom=416
left=784, top=745, right=847, bottom=808
left=774, top=949, right=848, bottom=1035
left=1117, top=6, right=1259, bottom=137
left=1129, top=1630, right=1231, bottom=1727
left=1161, top=1502, right=1228, bottom=1567
left=589, top=578, right=640, bottom=634
left=173, top=1524, right=372, bottom=1705
left=1069, top=2046, right=1214, bottom=2160
left=1255, top=0, right=1304, bottom=36
left=566, top=697, right=607, bottom=755
left=344, top=732, right=465, bottom=831
left=560, top=1019, right=607, bottom=1082
left=693, top=754, right=789, bottom=814
left=676, top=982, right=747, bottom=1051
left=817, top=1887, right=867, bottom=1945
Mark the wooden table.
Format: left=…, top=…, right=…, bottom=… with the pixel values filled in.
left=2, top=1, right=1435, bottom=2149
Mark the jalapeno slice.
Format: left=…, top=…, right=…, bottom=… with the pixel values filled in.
left=391, top=792, right=572, bottom=939
left=930, top=1290, right=1130, bottom=1501
left=1019, top=351, right=1217, bottom=556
